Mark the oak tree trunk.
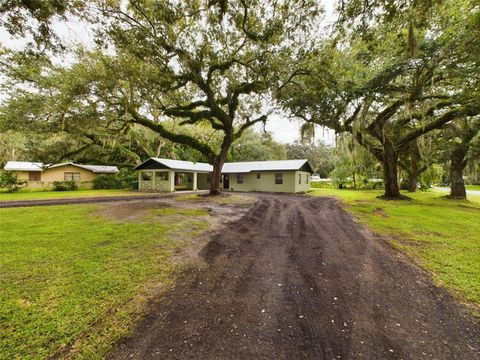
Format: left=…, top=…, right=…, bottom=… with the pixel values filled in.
left=450, top=163, right=466, bottom=199
left=449, top=149, right=467, bottom=199
left=400, top=170, right=420, bottom=192
left=400, top=141, right=425, bottom=193
left=448, top=126, right=477, bottom=199
left=209, top=133, right=233, bottom=195
left=382, top=140, right=401, bottom=198
left=209, top=158, right=224, bottom=195
left=407, top=173, right=418, bottom=192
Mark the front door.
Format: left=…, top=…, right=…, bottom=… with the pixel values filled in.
left=223, top=174, right=229, bottom=190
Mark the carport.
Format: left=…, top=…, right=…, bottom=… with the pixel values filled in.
left=134, top=158, right=213, bottom=192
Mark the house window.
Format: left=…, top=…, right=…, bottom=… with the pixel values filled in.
left=156, top=171, right=169, bottom=181
left=299, top=173, right=302, bottom=184
left=256, top=173, right=261, bottom=179
left=275, top=173, right=283, bottom=185
left=28, top=172, right=41, bottom=182
left=207, top=175, right=211, bottom=183
left=236, top=174, right=244, bottom=184
left=306, top=175, right=309, bottom=184
left=141, top=171, right=152, bottom=181
left=64, top=172, right=80, bottom=181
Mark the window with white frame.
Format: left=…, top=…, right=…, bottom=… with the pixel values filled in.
left=256, top=173, right=261, bottom=179
left=299, top=173, right=301, bottom=184
left=275, top=173, right=283, bottom=184
left=306, top=175, right=309, bottom=184
left=236, top=174, right=244, bottom=184
left=64, top=172, right=80, bottom=181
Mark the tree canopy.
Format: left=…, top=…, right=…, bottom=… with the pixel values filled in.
left=1, top=0, right=479, bottom=198
left=277, top=0, right=480, bottom=198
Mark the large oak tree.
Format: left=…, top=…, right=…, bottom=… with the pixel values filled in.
left=277, top=0, right=480, bottom=199
left=87, top=0, right=321, bottom=194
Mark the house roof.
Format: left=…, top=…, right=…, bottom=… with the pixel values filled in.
left=135, top=158, right=313, bottom=174
left=4, top=161, right=44, bottom=172
left=222, top=159, right=313, bottom=173
left=48, top=162, right=119, bottom=173
left=3, top=161, right=119, bottom=174
left=134, top=158, right=214, bottom=173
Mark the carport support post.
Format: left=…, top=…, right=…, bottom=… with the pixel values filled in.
left=193, top=172, right=198, bottom=191
left=169, top=171, right=175, bottom=192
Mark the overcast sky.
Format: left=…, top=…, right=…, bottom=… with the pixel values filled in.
left=0, top=0, right=338, bottom=145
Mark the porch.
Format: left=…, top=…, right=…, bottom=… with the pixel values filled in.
left=138, top=169, right=211, bottom=192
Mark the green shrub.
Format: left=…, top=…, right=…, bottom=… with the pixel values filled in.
left=0, top=171, right=27, bottom=192
left=419, top=164, right=443, bottom=190
left=310, top=181, right=333, bottom=189
left=357, top=177, right=384, bottom=190
left=92, top=175, right=119, bottom=189
left=92, top=168, right=137, bottom=189
left=52, top=181, right=78, bottom=191
left=330, top=165, right=351, bottom=189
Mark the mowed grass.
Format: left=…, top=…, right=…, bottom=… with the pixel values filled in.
left=0, top=204, right=209, bottom=359
left=311, top=188, right=480, bottom=308
left=0, top=189, right=140, bottom=201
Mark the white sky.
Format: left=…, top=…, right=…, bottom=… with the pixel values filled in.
left=0, top=0, right=338, bottom=145
left=260, top=0, right=336, bottom=144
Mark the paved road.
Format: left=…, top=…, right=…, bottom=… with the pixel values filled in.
left=434, top=187, right=480, bottom=195
left=110, top=194, right=479, bottom=360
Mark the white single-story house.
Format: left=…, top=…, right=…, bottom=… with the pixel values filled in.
left=3, top=161, right=119, bottom=189
left=134, top=158, right=313, bottom=193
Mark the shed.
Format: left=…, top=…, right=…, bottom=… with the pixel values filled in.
left=134, top=158, right=213, bottom=192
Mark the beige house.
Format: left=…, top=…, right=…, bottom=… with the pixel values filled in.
left=3, top=161, right=119, bottom=189
left=135, top=158, right=312, bottom=193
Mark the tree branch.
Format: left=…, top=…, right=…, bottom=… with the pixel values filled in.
left=234, top=114, right=268, bottom=139
left=399, top=102, right=480, bottom=146
left=128, top=109, right=216, bottom=161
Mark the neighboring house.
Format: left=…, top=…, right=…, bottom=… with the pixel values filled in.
left=3, top=161, right=119, bottom=189
left=135, top=158, right=313, bottom=193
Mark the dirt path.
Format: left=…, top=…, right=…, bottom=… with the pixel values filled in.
left=110, top=194, right=480, bottom=360
left=0, top=192, right=202, bottom=208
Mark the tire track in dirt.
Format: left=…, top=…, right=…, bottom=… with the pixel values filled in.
left=109, top=194, right=479, bottom=360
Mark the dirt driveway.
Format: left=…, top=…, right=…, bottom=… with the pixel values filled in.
left=110, top=194, right=479, bottom=360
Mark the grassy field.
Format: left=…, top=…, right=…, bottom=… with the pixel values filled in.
left=311, top=188, right=480, bottom=310
left=0, top=204, right=209, bottom=359
left=0, top=189, right=143, bottom=201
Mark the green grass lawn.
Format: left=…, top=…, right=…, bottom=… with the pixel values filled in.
left=0, top=189, right=142, bottom=201
left=466, top=184, right=480, bottom=191
left=311, top=188, right=480, bottom=310
left=0, top=204, right=209, bottom=359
